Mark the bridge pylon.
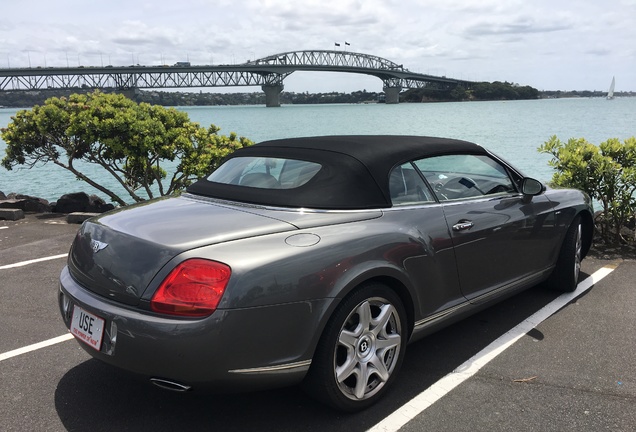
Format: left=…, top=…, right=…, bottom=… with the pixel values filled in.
left=382, top=86, right=402, bottom=104
left=117, top=87, right=140, bottom=100
left=262, top=84, right=284, bottom=107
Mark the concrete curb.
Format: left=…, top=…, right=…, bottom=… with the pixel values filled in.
left=0, top=208, right=25, bottom=221
left=66, top=212, right=100, bottom=224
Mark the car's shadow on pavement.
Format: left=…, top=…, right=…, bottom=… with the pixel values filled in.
left=54, top=280, right=581, bottom=432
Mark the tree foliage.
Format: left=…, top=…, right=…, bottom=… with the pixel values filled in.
left=0, top=88, right=385, bottom=108
left=401, top=81, right=539, bottom=103
left=1, top=91, right=252, bottom=206
left=539, top=135, right=636, bottom=243
left=471, top=81, right=540, bottom=100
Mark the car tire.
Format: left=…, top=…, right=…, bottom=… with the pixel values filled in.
left=302, top=282, right=407, bottom=412
left=547, top=216, right=582, bottom=292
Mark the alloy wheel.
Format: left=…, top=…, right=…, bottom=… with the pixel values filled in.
left=334, top=297, right=402, bottom=401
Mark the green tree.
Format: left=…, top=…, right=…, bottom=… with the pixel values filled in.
left=539, top=135, right=636, bottom=243
left=450, top=85, right=467, bottom=101
left=1, top=91, right=252, bottom=206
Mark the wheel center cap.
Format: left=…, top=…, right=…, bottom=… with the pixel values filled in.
left=358, top=335, right=372, bottom=355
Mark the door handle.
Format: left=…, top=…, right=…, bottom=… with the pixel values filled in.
left=452, top=221, right=474, bottom=231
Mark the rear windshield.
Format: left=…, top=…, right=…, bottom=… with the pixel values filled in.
left=187, top=146, right=388, bottom=209
left=208, top=157, right=321, bottom=189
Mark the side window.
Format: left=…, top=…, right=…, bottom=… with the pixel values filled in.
left=389, top=163, right=435, bottom=206
left=413, top=154, right=516, bottom=201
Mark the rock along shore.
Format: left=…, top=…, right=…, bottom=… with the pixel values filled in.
left=0, top=191, right=115, bottom=221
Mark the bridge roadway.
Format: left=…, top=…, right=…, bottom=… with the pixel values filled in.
left=0, top=50, right=474, bottom=107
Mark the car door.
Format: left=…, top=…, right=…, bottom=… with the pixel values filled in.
left=413, top=154, right=559, bottom=301
left=388, top=163, right=464, bottom=318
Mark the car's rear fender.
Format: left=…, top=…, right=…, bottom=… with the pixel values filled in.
left=322, top=261, right=418, bottom=335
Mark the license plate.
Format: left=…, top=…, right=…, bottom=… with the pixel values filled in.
left=70, top=305, right=105, bottom=351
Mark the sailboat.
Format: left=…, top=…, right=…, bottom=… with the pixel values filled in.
left=607, top=76, right=615, bottom=100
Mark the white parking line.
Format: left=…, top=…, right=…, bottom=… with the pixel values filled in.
left=368, top=265, right=617, bottom=432
left=0, top=253, right=68, bottom=270
left=0, top=226, right=8, bottom=230
left=0, top=334, right=75, bottom=362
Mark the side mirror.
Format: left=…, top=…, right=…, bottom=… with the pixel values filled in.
left=521, top=178, right=545, bottom=196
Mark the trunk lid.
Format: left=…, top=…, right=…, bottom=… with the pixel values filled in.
left=68, top=196, right=297, bottom=305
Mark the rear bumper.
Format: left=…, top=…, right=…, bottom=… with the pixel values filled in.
left=59, top=266, right=335, bottom=392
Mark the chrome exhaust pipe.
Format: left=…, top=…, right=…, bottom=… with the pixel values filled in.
left=150, top=378, right=192, bottom=392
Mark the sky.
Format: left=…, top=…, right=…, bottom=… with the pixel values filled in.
left=1, top=0, right=634, bottom=93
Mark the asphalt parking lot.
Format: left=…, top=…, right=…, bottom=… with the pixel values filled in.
left=1, top=213, right=634, bottom=432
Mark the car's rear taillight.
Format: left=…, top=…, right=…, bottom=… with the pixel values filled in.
left=151, top=259, right=231, bottom=317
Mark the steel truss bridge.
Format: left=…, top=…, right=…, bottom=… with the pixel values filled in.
left=0, top=50, right=474, bottom=106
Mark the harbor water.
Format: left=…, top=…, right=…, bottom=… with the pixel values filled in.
left=1, top=97, right=635, bottom=203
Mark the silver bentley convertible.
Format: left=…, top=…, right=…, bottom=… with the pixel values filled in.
left=59, top=135, right=593, bottom=411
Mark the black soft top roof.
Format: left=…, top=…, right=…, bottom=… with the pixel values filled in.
left=187, top=135, right=486, bottom=209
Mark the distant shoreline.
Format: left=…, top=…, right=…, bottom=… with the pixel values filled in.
left=2, top=87, right=632, bottom=109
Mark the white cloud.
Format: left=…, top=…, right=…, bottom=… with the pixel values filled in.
left=462, top=16, right=572, bottom=38
left=110, top=21, right=182, bottom=48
